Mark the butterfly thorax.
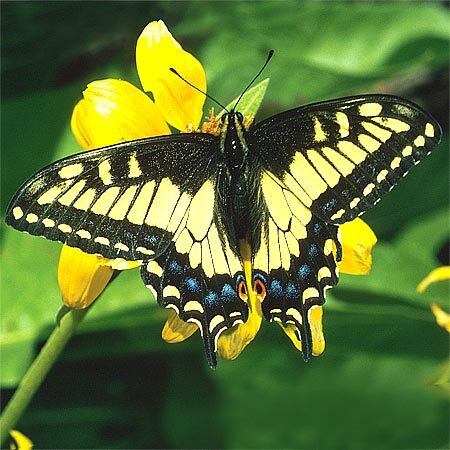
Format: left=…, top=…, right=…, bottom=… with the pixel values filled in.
left=220, top=112, right=253, bottom=241
left=221, top=112, right=248, bottom=176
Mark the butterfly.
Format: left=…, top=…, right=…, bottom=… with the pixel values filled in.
left=5, top=91, right=441, bottom=367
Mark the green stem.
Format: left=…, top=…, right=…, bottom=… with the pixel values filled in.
left=0, top=308, right=89, bottom=446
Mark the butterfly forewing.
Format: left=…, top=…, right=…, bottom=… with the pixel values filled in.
left=250, top=95, right=442, bottom=224
left=6, top=134, right=218, bottom=259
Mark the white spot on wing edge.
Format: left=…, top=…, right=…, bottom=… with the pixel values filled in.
left=425, top=123, right=435, bottom=138
left=114, top=242, right=129, bottom=252
left=209, top=314, right=225, bottom=333
left=42, top=218, right=55, bottom=228
left=94, top=236, right=110, bottom=246
left=414, top=135, right=425, bottom=147
left=184, top=300, right=204, bottom=313
left=136, top=246, right=154, bottom=256
left=390, top=157, right=402, bottom=170
left=302, top=287, right=320, bottom=302
left=286, top=307, right=302, bottom=324
left=163, top=285, right=181, bottom=299
left=13, top=206, right=24, bottom=219
left=318, top=266, right=332, bottom=281
left=349, top=197, right=360, bottom=209
left=330, top=209, right=345, bottom=221
left=363, top=183, right=375, bottom=196
left=26, top=213, right=38, bottom=223
left=58, top=224, right=72, bottom=233
left=376, top=169, right=388, bottom=183
left=76, top=229, right=91, bottom=239
left=402, top=146, right=413, bottom=157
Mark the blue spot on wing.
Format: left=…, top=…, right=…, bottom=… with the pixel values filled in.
left=313, top=222, right=323, bottom=235
left=221, top=284, right=238, bottom=303
left=144, top=235, right=158, bottom=246
left=298, top=264, right=311, bottom=280
left=204, top=290, right=219, bottom=307
left=168, top=260, right=182, bottom=274
left=322, top=198, right=337, bottom=213
left=308, top=243, right=319, bottom=258
left=285, top=282, right=299, bottom=301
left=269, top=279, right=283, bottom=298
left=185, top=277, right=201, bottom=293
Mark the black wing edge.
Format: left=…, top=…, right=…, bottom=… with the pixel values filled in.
left=252, top=94, right=443, bottom=140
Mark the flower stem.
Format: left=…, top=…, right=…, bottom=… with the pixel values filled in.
left=0, top=308, right=89, bottom=446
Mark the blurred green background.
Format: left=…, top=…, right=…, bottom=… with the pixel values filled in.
left=1, top=1, right=449, bottom=449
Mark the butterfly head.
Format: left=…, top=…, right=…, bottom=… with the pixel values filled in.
left=220, top=111, right=244, bottom=127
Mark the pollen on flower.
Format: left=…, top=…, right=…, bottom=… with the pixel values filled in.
left=243, top=114, right=255, bottom=130
left=201, top=109, right=222, bottom=136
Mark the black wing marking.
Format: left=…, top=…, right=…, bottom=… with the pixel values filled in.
left=5, top=134, right=219, bottom=260
left=252, top=172, right=340, bottom=361
left=249, top=95, right=442, bottom=224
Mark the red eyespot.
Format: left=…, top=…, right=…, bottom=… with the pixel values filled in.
left=253, top=279, right=267, bottom=300
left=237, top=280, right=248, bottom=301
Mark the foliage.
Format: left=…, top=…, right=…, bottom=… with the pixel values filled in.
left=1, top=2, right=449, bottom=449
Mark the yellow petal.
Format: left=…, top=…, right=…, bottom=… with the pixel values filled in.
left=417, top=266, right=450, bottom=293
left=10, top=430, right=33, bottom=450
left=339, top=218, right=377, bottom=275
left=217, top=240, right=263, bottom=360
left=71, top=78, right=170, bottom=150
left=58, top=245, right=113, bottom=309
left=430, top=304, right=450, bottom=332
left=162, top=310, right=198, bottom=343
left=136, top=20, right=206, bottom=131
left=278, top=305, right=325, bottom=356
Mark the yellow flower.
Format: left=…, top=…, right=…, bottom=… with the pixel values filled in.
left=136, top=20, right=206, bottom=131
left=9, top=430, right=33, bottom=450
left=58, top=246, right=114, bottom=309
left=417, top=266, right=450, bottom=294
left=339, top=218, right=377, bottom=275
left=64, top=19, right=377, bottom=361
left=417, top=266, right=450, bottom=332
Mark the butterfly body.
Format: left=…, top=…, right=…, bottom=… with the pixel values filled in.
left=218, top=111, right=264, bottom=251
left=6, top=95, right=442, bottom=367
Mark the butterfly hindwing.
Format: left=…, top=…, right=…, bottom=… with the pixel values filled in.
left=252, top=172, right=340, bottom=360
left=140, top=216, right=248, bottom=367
left=250, top=95, right=442, bottom=224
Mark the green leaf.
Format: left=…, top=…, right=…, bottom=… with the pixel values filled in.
left=217, top=78, right=269, bottom=118
left=187, top=2, right=449, bottom=106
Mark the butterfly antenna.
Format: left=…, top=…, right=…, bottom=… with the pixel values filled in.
left=170, top=68, right=229, bottom=113
left=233, top=49, right=274, bottom=112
